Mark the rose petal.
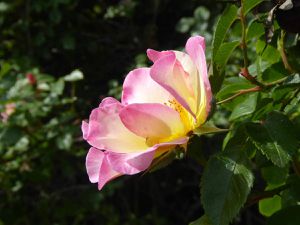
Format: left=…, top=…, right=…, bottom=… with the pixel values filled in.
left=86, top=147, right=122, bottom=190
left=86, top=147, right=105, bottom=183
left=150, top=52, right=197, bottom=119
left=99, top=97, right=120, bottom=108
left=146, top=49, right=173, bottom=62
left=82, top=121, right=89, bottom=140
left=107, top=150, right=155, bottom=175
left=119, top=103, right=186, bottom=140
left=122, top=68, right=171, bottom=105
left=85, top=100, right=149, bottom=153
left=98, top=153, right=121, bottom=190
left=185, top=36, right=212, bottom=118
left=107, top=137, right=189, bottom=174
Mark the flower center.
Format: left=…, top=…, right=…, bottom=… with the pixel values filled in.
left=164, top=99, right=195, bottom=131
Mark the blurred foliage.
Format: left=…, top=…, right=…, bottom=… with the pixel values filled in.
left=0, top=0, right=222, bottom=225
left=1, top=0, right=300, bottom=225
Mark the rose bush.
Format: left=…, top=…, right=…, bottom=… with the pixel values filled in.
left=82, top=36, right=212, bottom=190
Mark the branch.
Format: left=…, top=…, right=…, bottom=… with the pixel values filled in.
left=246, top=184, right=289, bottom=207
left=239, top=0, right=265, bottom=88
left=217, top=73, right=299, bottom=104
left=217, top=86, right=262, bottom=104
left=278, top=30, right=294, bottom=73
left=292, top=157, right=300, bottom=177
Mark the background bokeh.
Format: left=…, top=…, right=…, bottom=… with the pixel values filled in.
left=0, top=0, right=275, bottom=224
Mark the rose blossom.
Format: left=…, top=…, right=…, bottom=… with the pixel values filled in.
left=1, top=103, right=16, bottom=122
left=82, top=36, right=212, bottom=190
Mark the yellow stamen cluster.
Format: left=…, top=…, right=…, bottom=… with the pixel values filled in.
left=164, top=99, right=195, bottom=132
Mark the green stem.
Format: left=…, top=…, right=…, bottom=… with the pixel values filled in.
left=239, top=0, right=265, bottom=88
left=240, top=1, right=249, bottom=69
left=278, top=30, right=294, bottom=73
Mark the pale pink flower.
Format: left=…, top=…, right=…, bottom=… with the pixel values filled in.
left=82, top=36, right=212, bottom=190
left=1, top=103, right=16, bottom=122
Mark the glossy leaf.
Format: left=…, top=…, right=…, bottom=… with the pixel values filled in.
left=264, top=112, right=299, bottom=155
left=189, top=215, right=212, bottom=225
left=247, top=21, right=265, bottom=41
left=201, top=147, right=254, bottom=225
left=215, top=41, right=240, bottom=70
left=194, top=124, right=229, bottom=136
left=246, top=112, right=299, bottom=167
left=243, top=0, right=264, bottom=15
left=210, top=4, right=238, bottom=93
left=246, top=123, right=290, bottom=167
left=217, top=77, right=255, bottom=100
left=261, top=166, right=288, bottom=187
left=229, top=92, right=258, bottom=120
left=259, top=195, right=282, bottom=217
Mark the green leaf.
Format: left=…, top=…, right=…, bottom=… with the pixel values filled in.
left=189, top=215, right=212, bottom=225
left=246, top=112, right=299, bottom=167
left=211, top=5, right=238, bottom=58
left=243, top=0, right=264, bottom=15
left=214, top=40, right=240, bottom=73
left=261, top=62, right=289, bottom=83
left=229, top=92, right=258, bottom=120
left=0, top=127, right=23, bottom=146
left=261, top=166, right=288, bottom=187
left=267, top=206, right=300, bottom=225
left=246, top=123, right=290, bottom=167
left=251, top=98, right=274, bottom=120
left=64, top=69, right=84, bottom=82
left=194, top=124, right=229, bottom=136
left=210, top=4, right=238, bottom=93
left=176, top=17, right=195, bottom=33
left=210, top=40, right=240, bottom=95
left=247, top=20, right=265, bottom=41
left=282, top=73, right=300, bottom=88
left=0, top=62, right=11, bottom=78
left=50, top=78, right=65, bottom=95
left=56, top=133, right=73, bottom=150
left=201, top=147, right=254, bottom=225
left=256, top=39, right=280, bottom=64
left=259, top=195, right=282, bottom=217
left=194, top=6, right=210, bottom=21
left=217, top=77, right=255, bottom=100
left=264, top=112, right=299, bottom=155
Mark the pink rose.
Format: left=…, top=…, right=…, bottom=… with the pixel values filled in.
left=1, top=103, right=16, bottom=122
left=82, top=36, right=212, bottom=190
left=26, top=73, right=36, bottom=85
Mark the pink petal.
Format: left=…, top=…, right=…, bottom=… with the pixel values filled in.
left=121, top=68, right=171, bottom=105
left=98, top=153, right=121, bottom=190
left=86, top=147, right=105, bottom=183
left=146, top=49, right=173, bottom=62
left=150, top=52, right=197, bottom=119
left=85, top=100, right=149, bottom=153
left=119, top=103, right=185, bottom=140
left=185, top=36, right=212, bottom=115
left=82, top=121, right=89, bottom=140
left=107, top=150, right=155, bottom=175
left=107, top=137, right=189, bottom=175
left=85, top=147, right=121, bottom=190
left=99, top=97, right=120, bottom=108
